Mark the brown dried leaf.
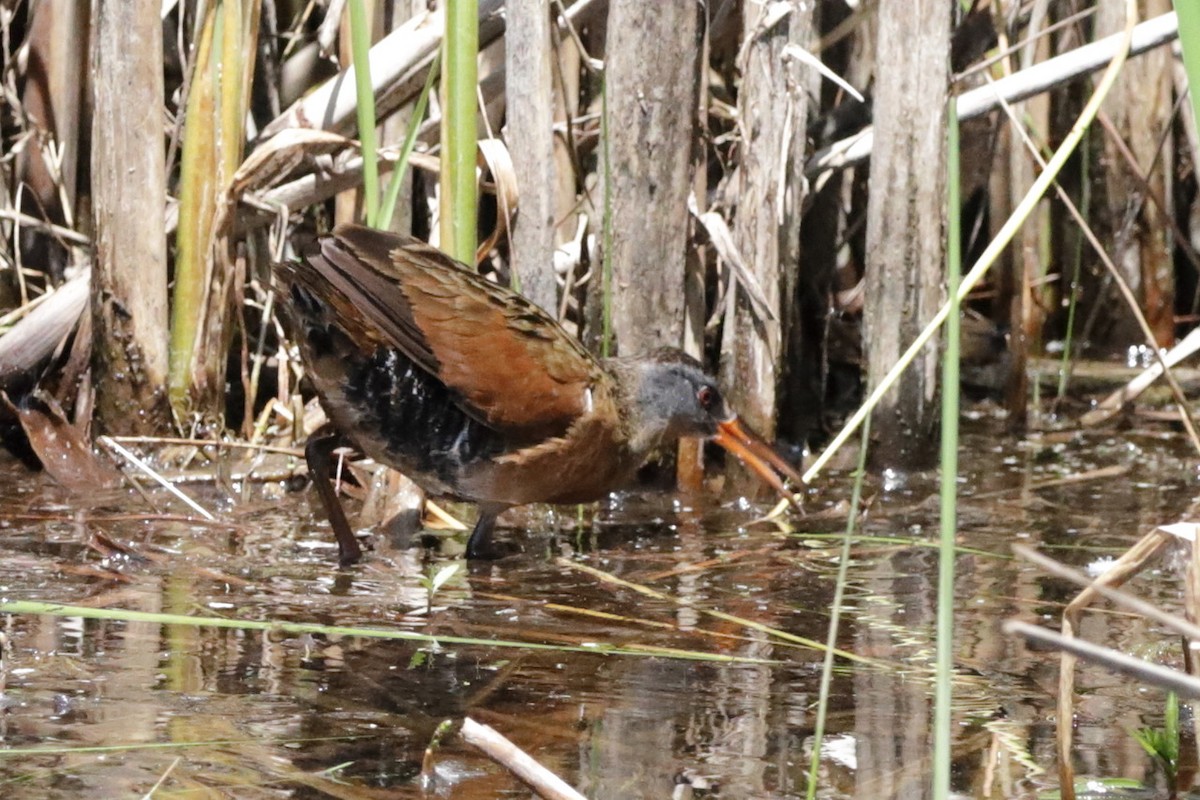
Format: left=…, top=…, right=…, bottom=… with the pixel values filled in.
left=4, top=390, right=123, bottom=492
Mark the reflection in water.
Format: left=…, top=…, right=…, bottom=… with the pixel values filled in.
left=0, top=423, right=1193, bottom=798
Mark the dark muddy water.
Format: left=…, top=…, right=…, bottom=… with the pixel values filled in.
left=0, top=419, right=1196, bottom=798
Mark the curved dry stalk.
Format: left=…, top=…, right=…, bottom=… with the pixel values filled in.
left=1015, top=544, right=1200, bottom=642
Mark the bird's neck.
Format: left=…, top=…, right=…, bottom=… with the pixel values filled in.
left=601, top=357, right=674, bottom=457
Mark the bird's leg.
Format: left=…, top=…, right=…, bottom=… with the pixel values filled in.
left=304, top=426, right=363, bottom=566
left=465, top=506, right=506, bottom=560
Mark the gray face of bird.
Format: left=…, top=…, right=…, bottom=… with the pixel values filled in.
left=616, top=354, right=804, bottom=509
left=627, top=360, right=731, bottom=452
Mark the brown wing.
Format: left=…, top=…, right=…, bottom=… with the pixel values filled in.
left=304, top=224, right=602, bottom=438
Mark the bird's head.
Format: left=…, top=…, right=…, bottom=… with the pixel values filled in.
left=619, top=348, right=804, bottom=507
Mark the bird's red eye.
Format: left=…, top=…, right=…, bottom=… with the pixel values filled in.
left=697, top=385, right=716, bottom=409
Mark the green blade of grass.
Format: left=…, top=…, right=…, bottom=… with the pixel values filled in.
left=379, top=52, right=441, bottom=231
left=1055, top=138, right=1088, bottom=403
left=805, top=416, right=872, bottom=799
left=0, top=599, right=773, bottom=664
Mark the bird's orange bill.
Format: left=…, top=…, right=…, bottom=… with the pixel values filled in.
left=713, top=418, right=804, bottom=510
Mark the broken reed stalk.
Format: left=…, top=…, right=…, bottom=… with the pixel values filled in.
left=802, top=0, right=1139, bottom=485
left=991, top=73, right=1200, bottom=454
left=90, top=0, right=170, bottom=433
left=1051, top=527, right=1170, bottom=798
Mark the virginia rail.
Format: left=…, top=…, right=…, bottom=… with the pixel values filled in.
left=279, top=224, right=802, bottom=563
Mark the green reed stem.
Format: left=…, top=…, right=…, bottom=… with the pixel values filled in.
left=1056, top=134, right=1088, bottom=402
left=440, top=0, right=478, bottom=263
left=0, top=600, right=770, bottom=664
left=1175, top=1, right=1200, bottom=137
left=347, top=0, right=378, bottom=226
left=933, top=95, right=962, bottom=800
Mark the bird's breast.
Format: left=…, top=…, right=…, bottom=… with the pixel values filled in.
left=456, top=408, right=643, bottom=506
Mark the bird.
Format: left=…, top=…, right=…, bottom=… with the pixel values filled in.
left=277, top=224, right=803, bottom=564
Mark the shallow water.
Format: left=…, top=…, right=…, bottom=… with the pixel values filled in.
left=0, top=418, right=1196, bottom=798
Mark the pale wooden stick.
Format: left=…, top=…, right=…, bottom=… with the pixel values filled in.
left=460, top=717, right=585, bottom=800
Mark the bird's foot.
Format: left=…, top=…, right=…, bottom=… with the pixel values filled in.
left=465, top=536, right=518, bottom=560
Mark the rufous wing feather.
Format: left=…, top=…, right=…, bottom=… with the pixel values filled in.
left=315, top=225, right=603, bottom=438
